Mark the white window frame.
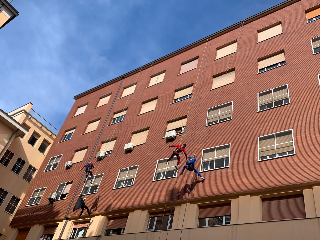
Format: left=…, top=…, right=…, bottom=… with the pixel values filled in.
left=55, top=182, right=72, bottom=201
left=206, top=101, right=233, bottom=126
left=147, top=215, right=173, bottom=231
left=198, top=215, right=231, bottom=227
left=311, top=35, right=320, bottom=55
left=26, top=187, right=47, bottom=206
left=113, top=165, right=139, bottom=189
left=4, top=195, right=20, bottom=215
left=44, top=154, right=63, bottom=172
left=200, top=143, right=231, bottom=172
left=257, top=84, right=290, bottom=112
left=258, top=129, right=295, bottom=162
left=81, top=174, right=104, bottom=196
left=318, top=74, right=320, bottom=86
left=153, top=158, right=178, bottom=181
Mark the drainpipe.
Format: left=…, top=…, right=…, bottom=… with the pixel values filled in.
left=0, top=129, right=18, bottom=157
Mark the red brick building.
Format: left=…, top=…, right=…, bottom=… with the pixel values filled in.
left=8, top=0, right=320, bottom=239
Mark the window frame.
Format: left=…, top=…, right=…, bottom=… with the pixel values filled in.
left=111, top=109, right=127, bottom=125
left=198, top=215, right=231, bottom=227
left=153, top=158, right=178, bottom=181
left=84, top=118, right=101, bottom=134
left=38, top=139, right=50, bottom=154
left=147, top=214, right=173, bottom=232
left=26, top=187, right=47, bottom=206
left=257, top=84, right=290, bottom=112
left=173, top=84, right=193, bottom=103
left=61, top=128, right=76, bottom=142
left=258, top=129, right=295, bottom=162
left=257, top=22, right=283, bottom=43
left=113, top=165, right=139, bottom=189
left=81, top=174, right=104, bottom=196
left=258, top=52, right=286, bottom=74
left=0, top=149, right=14, bottom=167
left=73, top=103, right=88, bottom=117
left=28, top=131, right=40, bottom=147
left=206, top=101, right=233, bottom=126
left=215, top=40, right=237, bottom=60
left=70, top=227, right=88, bottom=239
left=121, top=83, right=137, bottom=98
left=11, top=157, right=26, bottom=175
left=55, top=182, right=72, bottom=201
left=179, top=57, right=199, bottom=75
left=105, top=228, right=125, bottom=236
left=306, top=6, right=320, bottom=23
left=23, top=165, right=37, bottom=183
left=200, top=143, right=231, bottom=172
left=311, top=35, right=320, bottom=55
left=139, top=97, right=158, bottom=115
left=4, top=195, right=20, bottom=215
left=148, top=71, right=166, bottom=88
left=96, top=93, right=112, bottom=108
left=0, top=187, right=9, bottom=207
left=44, top=154, right=63, bottom=172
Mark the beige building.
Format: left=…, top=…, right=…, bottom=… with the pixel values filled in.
left=0, top=103, right=56, bottom=239
left=0, top=0, right=18, bottom=29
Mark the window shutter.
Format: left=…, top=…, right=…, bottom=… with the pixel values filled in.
left=216, top=145, right=229, bottom=158
left=212, top=71, right=235, bottom=89
left=127, top=167, right=138, bottom=179
left=216, top=42, right=237, bottom=59
left=166, top=118, right=187, bottom=131
left=0, top=11, right=9, bottom=26
left=167, top=158, right=178, bottom=170
left=312, top=37, right=320, bottom=49
left=114, top=110, right=127, bottom=118
left=38, top=188, right=46, bottom=197
left=85, top=120, right=100, bottom=133
left=118, top=169, right=128, bottom=181
left=106, top=218, right=128, bottom=229
left=62, top=183, right=72, bottom=194
left=276, top=131, right=293, bottom=154
left=259, top=135, right=276, bottom=158
left=207, top=108, right=219, bottom=123
left=93, top=175, right=103, bottom=185
left=258, top=53, right=285, bottom=70
left=273, top=86, right=288, bottom=102
left=64, top=129, right=75, bottom=136
left=149, top=72, right=165, bottom=87
left=258, top=24, right=282, bottom=42
left=202, top=149, right=215, bottom=163
left=180, top=59, right=198, bottom=74
left=306, top=7, right=320, bottom=20
left=121, top=84, right=136, bottom=98
left=199, top=204, right=231, bottom=218
left=219, top=104, right=232, bottom=120
left=100, top=139, right=116, bottom=152
left=74, top=105, right=87, bottom=116
left=97, top=95, right=111, bottom=107
left=259, top=90, right=273, bottom=106
left=72, top=149, right=87, bottom=163
left=131, top=129, right=149, bottom=146
left=140, top=99, right=157, bottom=114
left=174, top=86, right=193, bottom=100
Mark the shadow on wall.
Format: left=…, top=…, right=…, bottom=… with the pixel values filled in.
left=167, top=176, right=202, bottom=201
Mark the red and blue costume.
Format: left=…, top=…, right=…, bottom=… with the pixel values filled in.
left=80, top=161, right=94, bottom=181
left=167, top=144, right=187, bottom=165
left=181, top=156, right=205, bottom=180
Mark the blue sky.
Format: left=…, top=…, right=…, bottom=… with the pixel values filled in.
left=0, top=0, right=284, bottom=131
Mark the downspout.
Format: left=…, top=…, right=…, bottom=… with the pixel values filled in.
left=0, top=129, right=18, bottom=157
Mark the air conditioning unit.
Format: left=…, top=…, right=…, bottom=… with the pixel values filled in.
left=165, top=130, right=176, bottom=139
left=65, top=161, right=73, bottom=168
left=96, top=151, right=106, bottom=159
left=124, top=143, right=134, bottom=151
left=48, top=192, right=57, bottom=201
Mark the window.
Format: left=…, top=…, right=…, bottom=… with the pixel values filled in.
left=258, top=84, right=289, bottom=111
left=131, top=128, right=149, bottom=146
left=173, top=85, right=193, bottom=103
left=81, top=174, right=103, bottom=195
left=105, top=229, right=124, bottom=236
left=0, top=149, right=14, bottom=167
left=140, top=98, right=157, bottom=115
left=207, top=102, right=233, bottom=126
left=216, top=41, right=237, bottom=59
left=114, top=166, right=138, bottom=189
left=38, top=139, right=50, bottom=154
left=100, top=138, right=116, bottom=155
left=55, top=182, right=72, bottom=200
left=111, top=109, right=127, bottom=124
left=258, top=51, right=286, bottom=73
left=198, top=216, right=230, bottom=227
left=259, top=129, right=294, bottom=161
left=11, top=158, right=26, bottom=175
left=40, top=234, right=54, bottom=240
left=28, top=132, right=40, bottom=147
left=258, top=23, right=282, bottom=43
left=74, top=104, right=87, bottom=117
left=0, top=188, right=8, bottom=207
left=105, top=217, right=127, bottom=236
left=5, top=196, right=20, bottom=215
left=45, top=155, right=62, bottom=172
left=166, top=116, right=187, bottom=135
left=179, top=58, right=198, bottom=74
left=20, top=123, right=30, bottom=139
left=212, top=70, right=235, bottom=90
left=72, top=148, right=87, bottom=164
left=201, top=144, right=230, bottom=172
left=306, top=6, right=320, bottom=23
left=70, top=228, right=87, bottom=239
left=147, top=215, right=173, bottom=231
left=61, top=128, right=75, bottom=142
left=27, top=187, right=46, bottom=206
left=121, top=83, right=136, bottom=98
left=84, top=119, right=100, bottom=134
left=153, top=158, right=178, bottom=181
left=149, top=72, right=165, bottom=87
left=96, top=94, right=111, bottom=108
left=23, top=165, right=37, bottom=182
left=312, top=36, right=320, bottom=54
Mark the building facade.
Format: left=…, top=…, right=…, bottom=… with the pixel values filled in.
left=9, top=0, right=320, bottom=239
left=0, top=103, right=56, bottom=239
left=0, top=0, right=18, bottom=29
